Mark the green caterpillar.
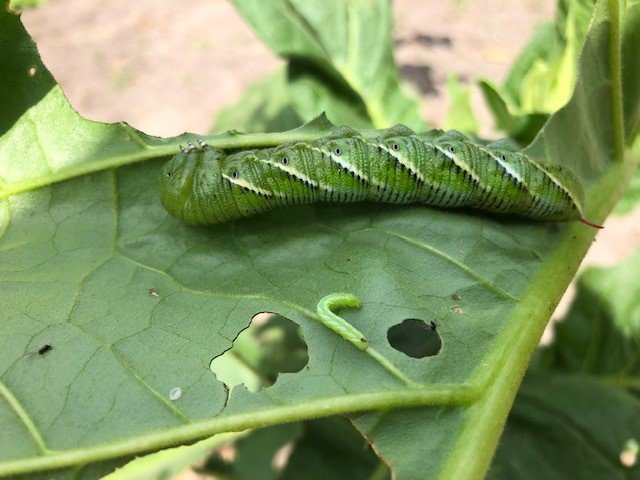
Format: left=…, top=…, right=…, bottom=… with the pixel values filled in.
left=160, top=125, right=601, bottom=228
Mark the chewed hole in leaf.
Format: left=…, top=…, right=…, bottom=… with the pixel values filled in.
left=210, top=312, right=309, bottom=393
left=387, top=319, right=442, bottom=358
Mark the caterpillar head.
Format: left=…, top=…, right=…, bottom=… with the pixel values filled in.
left=160, top=147, right=239, bottom=225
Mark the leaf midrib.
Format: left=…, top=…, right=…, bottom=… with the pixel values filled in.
left=0, top=384, right=480, bottom=477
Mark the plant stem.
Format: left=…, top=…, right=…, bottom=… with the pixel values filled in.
left=0, top=385, right=479, bottom=477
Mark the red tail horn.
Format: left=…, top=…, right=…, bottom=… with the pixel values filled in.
left=579, top=216, right=604, bottom=229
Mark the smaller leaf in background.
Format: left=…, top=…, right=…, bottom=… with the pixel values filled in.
left=201, top=423, right=303, bottom=480
left=478, top=0, right=594, bottom=142
left=613, top=139, right=640, bottom=215
left=211, top=69, right=302, bottom=134
left=210, top=313, right=309, bottom=393
left=201, top=418, right=387, bottom=480
left=518, top=3, right=583, bottom=113
left=477, top=80, right=548, bottom=144
left=443, top=75, right=478, bottom=135
left=491, top=231, right=640, bottom=476
left=279, top=417, right=388, bottom=480
left=501, top=22, right=557, bottom=105
left=489, top=373, right=640, bottom=479
left=229, top=0, right=424, bottom=130
left=287, top=60, right=372, bottom=129
left=535, top=249, right=640, bottom=382
left=614, top=169, right=640, bottom=215
left=103, top=432, right=244, bottom=480
left=8, top=0, right=46, bottom=9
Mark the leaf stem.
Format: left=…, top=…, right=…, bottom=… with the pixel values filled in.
left=609, top=0, right=625, bottom=160
left=0, top=385, right=479, bottom=477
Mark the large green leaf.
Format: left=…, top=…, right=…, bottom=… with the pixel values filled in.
left=537, top=249, right=640, bottom=382
left=0, top=2, right=638, bottom=480
left=489, top=250, right=640, bottom=477
left=490, top=373, right=640, bottom=479
left=229, top=0, right=423, bottom=130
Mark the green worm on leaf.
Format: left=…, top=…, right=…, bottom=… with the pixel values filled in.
left=314, top=293, right=417, bottom=385
left=160, top=124, right=602, bottom=228
left=316, top=293, right=367, bottom=350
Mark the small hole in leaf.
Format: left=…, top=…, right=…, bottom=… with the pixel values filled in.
left=210, top=312, right=309, bottom=392
left=387, top=319, right=441, bottom=358
left=28, top=66, right=37, bottom=76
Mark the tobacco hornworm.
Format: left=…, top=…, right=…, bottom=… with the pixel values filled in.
left=160, top=125, right=601, bottom=228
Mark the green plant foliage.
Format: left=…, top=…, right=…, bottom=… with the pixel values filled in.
left=0, top=1, right=639, bottom=479
left=614, top=169, right=640, bottom=214
left=278, top=418, right=387, bottom=480
left=229, top=0, right=424, bottom=130
left=202, top=418, right=387, bottom=480
left=102, top=432, right=243, bottom=480
left=443, top=75, right=478, bottom=136
left=538, top=249, right=640, bottom=378
left=478, top=0, right=596, bottom=143
left=211, top=69, right=302, bottom=134
left=490, top=373, right=640, bottom=478
left=8, top=0, right=46, bottom=9
left=489, top=249, right=640, bottom=477
left=201, top=423, right=302, bottom=480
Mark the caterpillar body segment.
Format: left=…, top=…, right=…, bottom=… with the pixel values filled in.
left=160, top=125, right=601, bottom=228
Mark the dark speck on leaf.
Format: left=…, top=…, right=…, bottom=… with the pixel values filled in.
left=38, top=344, right=52, bottom=355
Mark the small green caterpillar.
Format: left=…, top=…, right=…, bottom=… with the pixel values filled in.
left=160, top=125, right=601, bottom=228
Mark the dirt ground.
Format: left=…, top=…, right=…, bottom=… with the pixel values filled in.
left=19, top=0, right=640, bottom=319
